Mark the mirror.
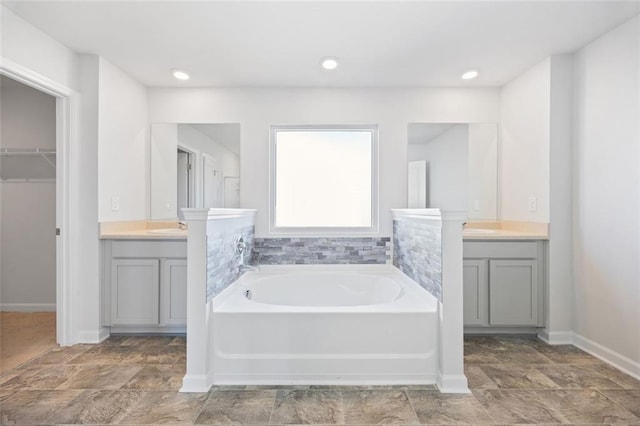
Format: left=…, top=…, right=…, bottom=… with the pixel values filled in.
left=150, top=123, right=241, bottom=219
left=407, top=123, right=497, bottom=219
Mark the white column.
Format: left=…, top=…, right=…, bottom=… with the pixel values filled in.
left=437, top=210, right=469, bottom=393
left=180, top=208, right=210, bottom=392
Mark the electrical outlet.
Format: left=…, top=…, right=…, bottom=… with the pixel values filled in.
left=528, top=196, right=537, bottom=212
left=111, top=196, right=120, bottom=212
left=166, top=200, right=172, bottom=210
left=473, top=199, right=480, bottom=211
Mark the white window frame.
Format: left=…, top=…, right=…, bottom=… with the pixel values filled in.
left=269, top=124, right=379, bottom=235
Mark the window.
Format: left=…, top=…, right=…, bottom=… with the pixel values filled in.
left=271, top=125, right=377, bottom=233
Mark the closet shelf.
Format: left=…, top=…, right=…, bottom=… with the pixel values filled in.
left=0, top=148, right=56, bottom=155
left=0, top=148, right=56, bottom=181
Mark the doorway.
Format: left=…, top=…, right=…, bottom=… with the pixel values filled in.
left=176, top=148, right=194, bottom=220
left=0, top=75, right=57, bottom=372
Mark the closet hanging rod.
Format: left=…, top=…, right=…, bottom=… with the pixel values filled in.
left=0, top=148, right=56, bottom=155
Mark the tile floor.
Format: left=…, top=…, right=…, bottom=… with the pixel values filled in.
left=0, top=334, right=639, bottom=425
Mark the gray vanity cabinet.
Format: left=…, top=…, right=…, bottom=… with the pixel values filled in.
left=489, top=259, right=539, bottom=326
left=463, top=259, right=489, bottom=326
left=463, top=241, right=545, bottom=331
left=111, top=259, right=160, bottom=325
left=102, top=240, right=187, bottom=332
left=161, top=259, right=187, bottom=325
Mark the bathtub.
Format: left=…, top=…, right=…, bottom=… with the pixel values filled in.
left=211, top=265, right=439, bottom=385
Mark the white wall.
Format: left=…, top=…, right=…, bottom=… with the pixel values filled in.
left=467, top=123, right=498, bottom=220
left=546, top=55, right=574, bottom=340
left=0, top=6, right=80, bottom=91
left=149, top=88, right=500, bottom=236
left=408, top=125, right=469, bottom=212
left=573, top=16, right=640, bottom=368
left=76, top=54, right=102, bottom=341
left=150, top=123, right=178, bottom=219
left=0, top=79, right=57, bottom=310
left=500, top=58, right=551, bottom=222
left=98, top=57, right=148, bottom=221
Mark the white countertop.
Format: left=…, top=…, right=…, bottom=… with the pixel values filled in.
left=463, top=221, right=549, bottom=241
left=99, top=220, right=187, bottom=240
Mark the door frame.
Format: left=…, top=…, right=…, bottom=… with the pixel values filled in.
left=1, top=57, right=79, bottom=346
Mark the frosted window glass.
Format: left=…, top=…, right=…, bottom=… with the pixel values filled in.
left=275, top=130, right=373, bottom=228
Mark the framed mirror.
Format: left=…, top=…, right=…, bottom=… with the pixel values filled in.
left=407, top=123, right=497, bottom=219
left=150, top=123, right=240, bottom=219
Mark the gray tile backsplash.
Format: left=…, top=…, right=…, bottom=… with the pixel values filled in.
left=206, top=225, right=254, bottom=301
left=393, top=219, right=442, bottom=300
left=252, top=237, right=391, bottom=265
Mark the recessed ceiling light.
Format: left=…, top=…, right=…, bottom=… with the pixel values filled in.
left=172, top=69, right=190, bottom=80
left=321, top=57, right=339, bottom=70
left=461, top=70, right=479, bottom=80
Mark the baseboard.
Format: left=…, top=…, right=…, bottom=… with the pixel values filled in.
left=212, top=374, right=437, bottom=386
left=76, top=327, right=110, bottom=344
left=110, top=325, right=186, bottom=334
left=181, top=374, right=212, bottom=393
left=0, top=303, right=56, bottom=312
left=436, top=373, right=470, bottom=394
left=98, top=327, right=110, bottom=343
left=572, top=332, right=640, bottom=380
left=465, top=327, right=538, bottom=335
left=537, top=329, right=573, bottom=345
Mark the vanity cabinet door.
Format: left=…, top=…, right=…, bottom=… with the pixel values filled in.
left=111, top=259, right=160, bottom=325
left=489, top=259, right=538, bottom=326
left=463, top=260, right=489, bottom=326
left=160, top=259, right=187, bottom=325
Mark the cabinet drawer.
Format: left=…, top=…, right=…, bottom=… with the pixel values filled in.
left=464, top=241, right=538, bottom=259
left=111, top=240, right=187, bottom=258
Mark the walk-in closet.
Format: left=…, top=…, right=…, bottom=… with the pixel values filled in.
left=0, top=75, right=57, bottom=373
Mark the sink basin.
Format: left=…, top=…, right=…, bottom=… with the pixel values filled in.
left=463, top=228, right=496, bottom=234
left=146, top=228, right=185, bottom=235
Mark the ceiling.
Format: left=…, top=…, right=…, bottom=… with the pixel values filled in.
left=4, top=1, right=639, bottom=88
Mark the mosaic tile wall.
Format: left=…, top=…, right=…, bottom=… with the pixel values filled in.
left=393, top=219, right=442, bottom=300
left=206, top=225, right=254, bottom=301
left=252, top=237, right=391, bottom=265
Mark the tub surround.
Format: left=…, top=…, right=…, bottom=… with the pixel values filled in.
left=99, top=220, right=187, bottom=239
left=252, top=237, right=391, bottom=265
left=181, top=208, right=257, bottom=393
left=391, top=209, right=468, bottom=393
left=393, top=217, right=442, bottom=300
left=463, top=220, right=548, bottom=240
left=207, top=225, right=254, bottom=301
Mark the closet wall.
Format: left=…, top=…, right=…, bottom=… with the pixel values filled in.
left=0, top=76, right=57, bottom=311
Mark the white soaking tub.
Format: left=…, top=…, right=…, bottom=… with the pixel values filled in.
left=211, top=265, right=439, bottom=385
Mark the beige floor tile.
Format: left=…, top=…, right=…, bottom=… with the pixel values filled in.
left=270, top=389, right=344, bottom=425
left=57, top=364, right=143, bottom=389
left=0, top=389, right=81, bottom=425
left=533, top=389, right=640, bottom=424
left=195, top=389, right=276, bottom=424
left=120, top=390, right=209, bottom=424
left=45, top=389, right=144, bottom=424
left=342, top=390, right=418, bottom=425
left=406, top=389, right=494, bottom=424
